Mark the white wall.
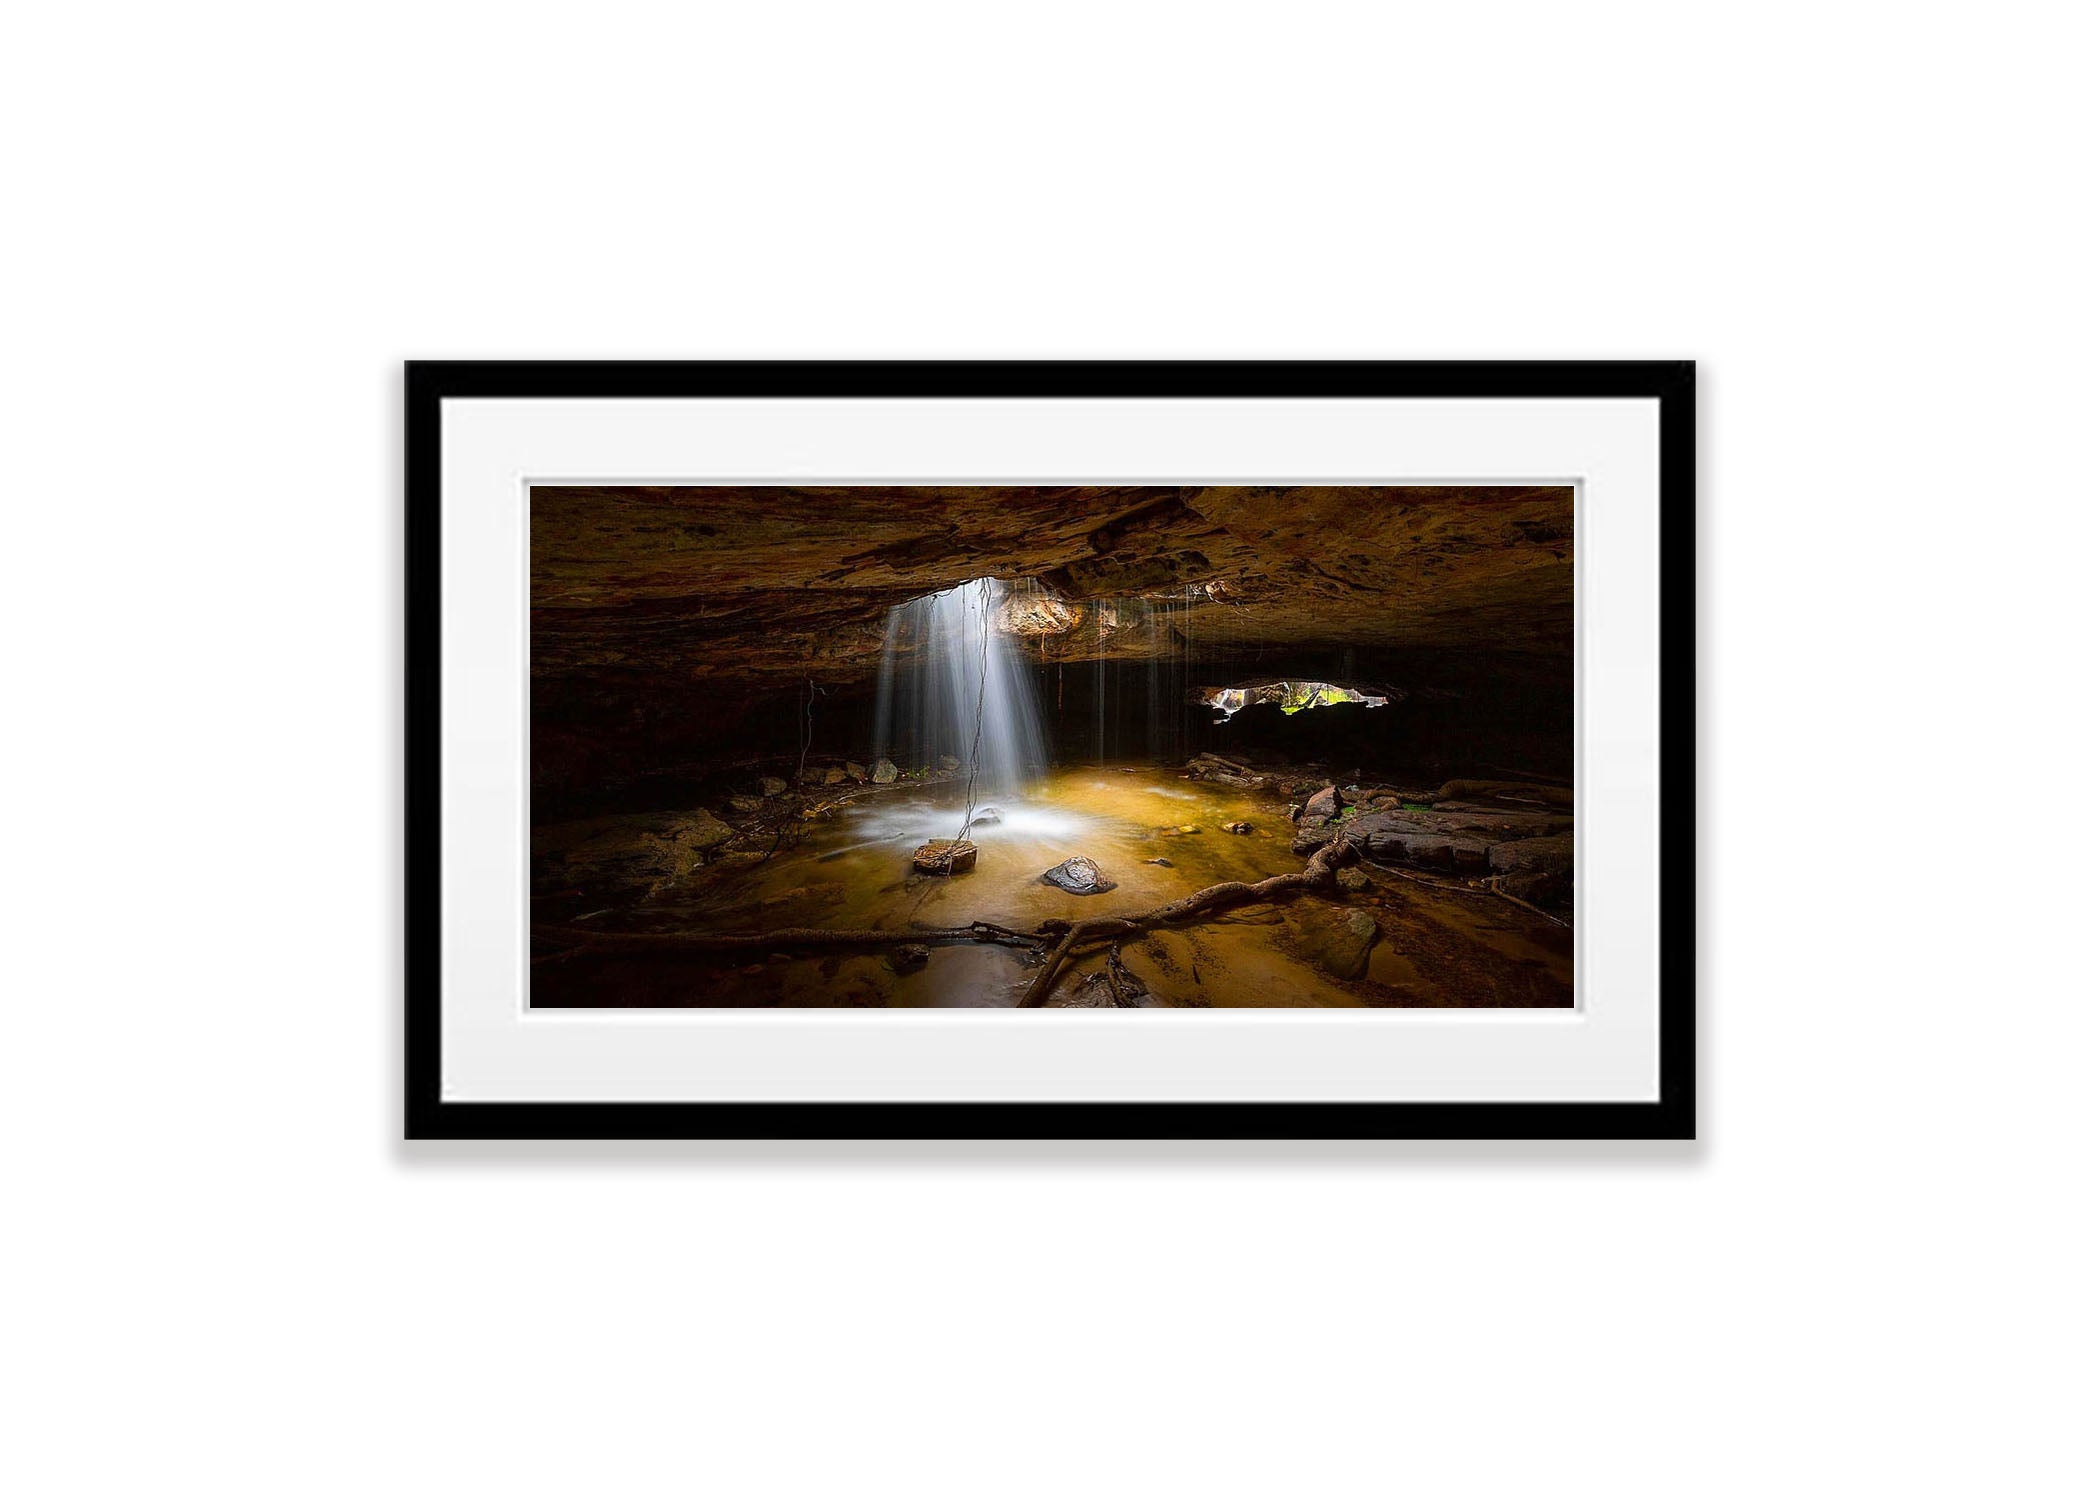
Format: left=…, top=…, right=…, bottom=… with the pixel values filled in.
left=6, top=4, right=2093, bottom=1497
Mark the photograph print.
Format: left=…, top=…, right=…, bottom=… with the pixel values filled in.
left=529, top=483, right=1575, bottom=1010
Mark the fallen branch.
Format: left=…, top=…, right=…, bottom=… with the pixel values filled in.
left=532, top=918, right=1044, bottom=956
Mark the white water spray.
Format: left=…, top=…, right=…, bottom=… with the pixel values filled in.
left=870, top=578, right=1049, bottom=799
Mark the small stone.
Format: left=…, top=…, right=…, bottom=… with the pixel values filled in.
left=887, top=944, right=931, bottom=973
left=968, top=807, right=1002, bottom=827
left=728, top=795, right=762, bottom=814
left=822, top=767, right=847, bottom=785
left=1336, top=866, right=1370, bottom=892
left=845, top=762, right=868, bottom=782
left=1221, top=821, right=1254, bottom=835
left=871, top=758, right=899, bottom=784
left=759, top=776, right=788, bottom=797
left=1042, top=856, right=1117, bottom=895
left=912, top=838, right=977, bottom=875
left=1304, top=785, right=1340, bottom=820
left=1144, top=857, right=1173, bottom=867
left=938, top=754, right=961, bottom=771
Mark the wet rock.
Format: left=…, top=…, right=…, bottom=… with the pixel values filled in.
left=887, top=944, right=931, bottom=973
left=968, top=807, right=1002, bottom=827
left=821, top=766, right=847, bottom=785
left=1291, top=823, right=1331, bottom=856
left=1489, top=832, right=1575, bottom=909
left=845, top=761, right=868, bottom=782
left=1285, top=906, right=1379, bottom=980
left=1156, top=824, right=1203, bottom=838
left=550, top=808, right=736, bottom=891
left=1221, top=821, right=1254, bottom=835
left=1304, top=785, right=1340, bottom=820
left=1344, top=810, right=1511, bottom=869
left=1042, top=856, right=1117, bottom=895
left=870, top=758, right=899, bottom=784
left=939, top=754, right=961, bottom=771
left=1144, top=856, right=1173, bottom=867
left=759, top=776, right=788, bottom=797
left=1336, top=866, right=1370, bottom=892
left=912, top=839, right=976, bottom=875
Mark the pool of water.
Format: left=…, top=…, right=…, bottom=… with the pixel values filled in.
left=534, top=763, right=1572, bottom=1009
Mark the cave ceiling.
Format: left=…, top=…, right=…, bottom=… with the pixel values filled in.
left=530, top=485, right=1573, bottom=689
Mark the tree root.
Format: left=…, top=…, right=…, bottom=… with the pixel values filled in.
left=534, top=837, right=1366, bottom=1007
left=1017, top=836, right=1358, bottom=1006
left=531, top=918, right=1044, bottom=962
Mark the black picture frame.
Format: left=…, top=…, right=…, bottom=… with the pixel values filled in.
left=406, top=360, right=1695, bottom=1140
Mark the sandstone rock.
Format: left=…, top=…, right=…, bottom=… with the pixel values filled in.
left=759, top=776, right=788, bottom=797
left=1285, top=906, right=1379, bottom=980
left=845, top=761, right=868, bottom=782
left=1042, top=856, right=1117, bottom=895
left=1336, top=866, right=1370, bottom=892
left=912, top=838, right=976, bottom=875
left=1304, top=785, right=1340, bottom=820
left=870, top=758, right=899, bottom=784
left=822, top=766, right=846, bottom=785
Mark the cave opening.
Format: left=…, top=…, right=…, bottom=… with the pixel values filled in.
left=530, top=485, right=1576, bottom=1009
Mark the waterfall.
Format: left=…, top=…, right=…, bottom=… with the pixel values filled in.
left=870, top=578, right=1049, bottom=798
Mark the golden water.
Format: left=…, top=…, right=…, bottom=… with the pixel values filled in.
left=586, top=764, right=1572, bottom=1009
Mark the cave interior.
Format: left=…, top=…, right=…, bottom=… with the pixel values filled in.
left=531, top=485, right=1576, bottom=1009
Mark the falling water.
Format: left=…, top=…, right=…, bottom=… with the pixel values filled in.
left=870, top=578, right=1049, bottom=798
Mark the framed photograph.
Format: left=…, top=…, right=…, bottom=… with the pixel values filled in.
left=407, top=361, right=1693, bottom=1139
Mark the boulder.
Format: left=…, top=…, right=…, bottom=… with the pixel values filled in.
left=845, top=761, right=868, bottom=782
left=1285, top=906, right=1379, bottom=980
left=870, top=758, right=899, bottom=784
left=821, top=766, right=847, bottom=785
left=1042, top=856, right=1117, bottom=895
left=968, top=807, right=1003, bottom=827
left=1304, top=785, right=1340, bottom=820
left=1489, top=832, right=1574, bottom=908
left=1335, top=866, right=1370, bottom=892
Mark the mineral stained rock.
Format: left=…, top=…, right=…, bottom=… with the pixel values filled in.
left=871, top=758, right=899, bottom=784
left=1041, top=856, right=1117, bottom=895
left=912, top=839, right=977, bottom=875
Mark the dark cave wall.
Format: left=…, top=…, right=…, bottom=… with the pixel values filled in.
left=533, top=650, right=1571, bottom=820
